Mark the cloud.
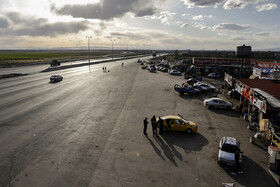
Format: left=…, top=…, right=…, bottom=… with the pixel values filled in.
left=232, top=37, right=246, bottom=40
left=0, top=17, right=9, bottom=28
left=181, top=0, right=224, bottom=8
left=0, top=12, right=89, bottom=36
left=256, top=3, right=277, bottom=12
left=223, top=0, right=266, bottom=10
left=193, top=22, right=211, bottom=30
left=51, top=0, right=157, bottom=20
left=213, top=23, right=250, bottom=31
left=192, top=15, right=203, bottom=20
left=180, top=23, right=188, bottom=28
left=254, top=32, right=270, bottom=36
left=147, top=11, right=176, bottom=25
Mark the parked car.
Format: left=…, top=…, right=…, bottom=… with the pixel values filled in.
left=169, top=70, right=181, bottom=75
left=186, top=78, right=198, bottom=84
left=218, top=137, right=243, bottom=167
left=194, top=82, right=216, bottom=91
left=193, top=85, right=208, bottom=93
left=185, top=75, right=202, bottom=81
left=208, top=72, right=220, bottom=78
left=50, top=75, right=63, bottom=82
left=156, top=115, right=198, bottom=134
left=204, top=98, right=232, bottom=109
left=174, top=84, right=200, bottom=95
left=141, top=65, right=147, bottom=69
left=149, top=67, right=156, bottom=72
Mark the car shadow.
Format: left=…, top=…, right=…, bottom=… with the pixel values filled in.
left=221, top=155, right=277, bottom=186
left=150, top=132, right=208, bottom=167
left=178, top=91, right=219, bottom=101
left=207, top=108, right=241, bottom=118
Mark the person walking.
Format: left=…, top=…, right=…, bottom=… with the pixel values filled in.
left=143, top=117, right=148, bottom=135
left=158, top=116, right=164, bottom=134
left=151, top=115, right=157, bottom=137
left=232, top=150, right=243, bottom=175
left=122, top=62, right=124, bottom=66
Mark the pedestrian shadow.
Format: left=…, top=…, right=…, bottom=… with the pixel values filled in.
left=154, top=136, right=179, bottom=167
left=145, top=135, right=165, bottom=161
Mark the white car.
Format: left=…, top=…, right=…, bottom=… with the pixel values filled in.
left=218, top=137, right=242, bottom=167
left=208, top=72, right=220, bottom=78
left=169, top=70, right=181, bottom=75
left=194, top=82, right=216, bottom=91
left=204, top=98, right=232, bottom=109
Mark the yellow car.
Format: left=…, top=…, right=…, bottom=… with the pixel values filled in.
left=156, top=115, right=198, bottom=134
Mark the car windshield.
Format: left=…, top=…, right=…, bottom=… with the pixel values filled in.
left=221, top=144, right=239, bottom=153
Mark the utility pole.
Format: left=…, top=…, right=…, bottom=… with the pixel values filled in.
left=86, top=36, right=92, bottom=63
left=111, top=39, right=116, bottom=60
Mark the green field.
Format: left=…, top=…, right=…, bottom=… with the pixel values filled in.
left=0, top=50, right=113, bottom=67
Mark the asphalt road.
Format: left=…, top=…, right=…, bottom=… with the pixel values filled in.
left=0, top=57, right=277, bottom=187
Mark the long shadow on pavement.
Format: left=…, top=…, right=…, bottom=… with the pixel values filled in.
left=145, top=135, right=165, bottom=161
left=148, top=132, right=208, bottom=167
left=221, top=155, right=277, bottom=186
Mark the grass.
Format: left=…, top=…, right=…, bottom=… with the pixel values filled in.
left=0, top=50, right=113, bottom=67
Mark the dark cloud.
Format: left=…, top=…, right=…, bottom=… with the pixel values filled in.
left=0, top=17, right=9, bottom=28
left=52, top=0, right=157, bottom=20
left=0, top=12, right=89, bottom=36
left=182, top=0, right=224, bottom=7
left=254, top=32, right=270, bottom=36
left=213, top=23, right=250, bottom=31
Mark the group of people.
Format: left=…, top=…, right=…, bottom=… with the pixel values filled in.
left=102, top=66, right=110, bottom=73
left=143, top=115, right=164, bottom=137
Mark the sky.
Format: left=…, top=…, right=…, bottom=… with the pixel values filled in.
left=0, top=0, right=279, bottom=50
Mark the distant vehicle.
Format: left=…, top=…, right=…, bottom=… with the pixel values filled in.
left=169, top=70, right=181, bottom=75
left=218, top=137, right=243, bottom=167
left=204, top=98, right=232, bottom=109
left=208, top=72, right=220, bottom=78
left=186, top=78, right=198, bottom=84
left=149, top=66, right=156, bottom=72
left=162, top=68, right=168, bottom=72
left=185, top=75, right=202, bottom=81
left=141, top=65, right=147, bottom=69
left=174, top=84, right=200, bottom=95
left=193, top=85, right=208, bottom=93
left=50, top=75, right=63, bottom=82
left=194, top=82, right=216, bottom=91
left=156, top=115, right=198, bottom=134
left=137, top=59, right=142, bottom=63
left=51, top=60, right=61, bottom=66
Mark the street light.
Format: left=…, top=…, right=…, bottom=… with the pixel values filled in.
left=86, top=36, right=92, bottom=63
left=111, top=39, right=116, bottom=60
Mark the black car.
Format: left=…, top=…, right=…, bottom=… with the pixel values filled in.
left=50, top=75, right=63, bottom=82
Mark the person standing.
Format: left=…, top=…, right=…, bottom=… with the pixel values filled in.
left=143, top=117, right=148, bottom=135
left=151, top=115, right=157, bottom=137
left=158, top=117, right=164, bottom=134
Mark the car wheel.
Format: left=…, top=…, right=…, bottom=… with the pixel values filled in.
left=208, top=105, right=213, bottom=109
left=179, top=92, right=184, bottom=95
left=186, top=128, right=193, bottom=134
left=226, top=106, right=231, bottom=109
left=163, top=126, right=167, bottom=132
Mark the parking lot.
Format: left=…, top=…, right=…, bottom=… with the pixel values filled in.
left=0, top=58, right=276, bottom=186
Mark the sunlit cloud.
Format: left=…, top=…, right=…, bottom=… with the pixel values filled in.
left=213, top=23, right=250, bottom=31
left=256, top=3, right=278, bottom=11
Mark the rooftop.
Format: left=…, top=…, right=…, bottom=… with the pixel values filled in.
left=238, top=79, right=280, bottom=101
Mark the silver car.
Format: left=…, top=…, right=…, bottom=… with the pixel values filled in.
left=204, top=98, right=232, bottom=109
left=218, top=137, right=242, bottom=167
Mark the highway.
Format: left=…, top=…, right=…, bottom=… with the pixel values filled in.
left=0, top=57, right=276, bottom=186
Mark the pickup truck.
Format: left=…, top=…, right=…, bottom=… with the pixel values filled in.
left=174, top=84, right=200, bottom=95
